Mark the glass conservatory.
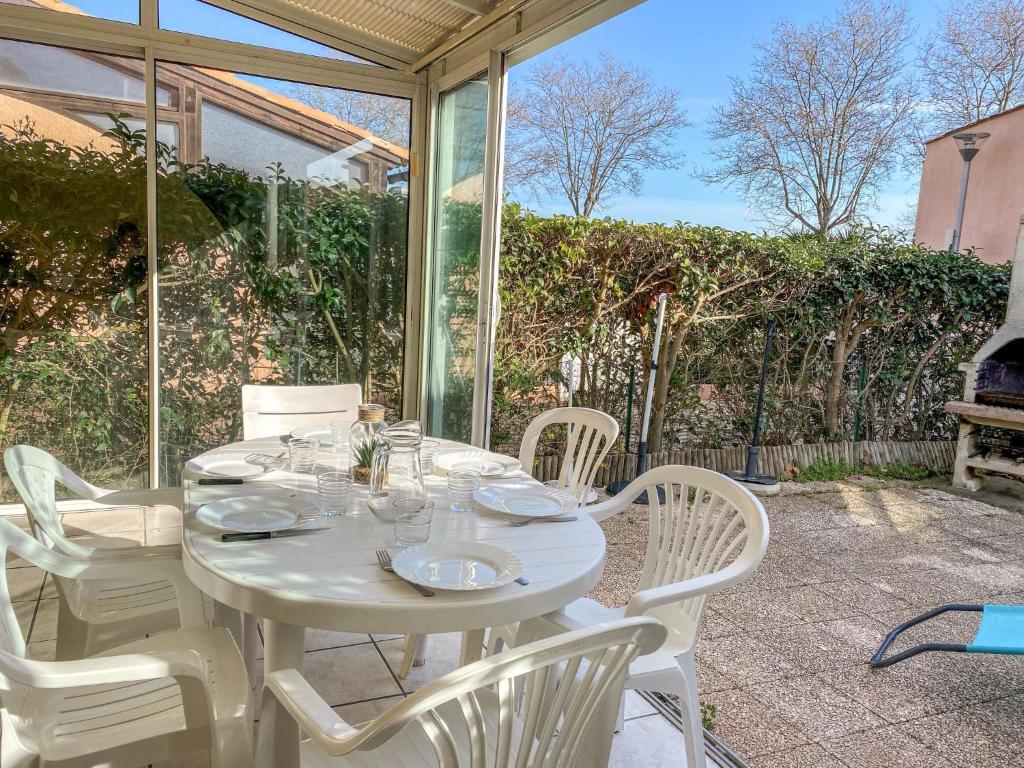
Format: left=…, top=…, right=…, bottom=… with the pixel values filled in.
left=0, top=0, right=642, bottom=499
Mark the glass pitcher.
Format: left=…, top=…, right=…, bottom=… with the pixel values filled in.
left=369, top=420, right=426, bottom=521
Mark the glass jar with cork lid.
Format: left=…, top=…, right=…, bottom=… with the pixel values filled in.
left=350, top=403, right=386, bottom=484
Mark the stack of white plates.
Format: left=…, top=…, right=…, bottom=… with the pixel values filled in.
left=390, top=542, right=523, bottom=591
left=433, top=449, right=521, bottom=477
left=197, top=494, right=319, bottom=532
left=473, top=483, right=578, bottom=518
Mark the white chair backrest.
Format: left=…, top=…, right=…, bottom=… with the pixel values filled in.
left=241, top=383, right=362, bottom=440
left=0, top=517, right=94, bottom=729
left=518, top=408, right=619, bottom=503
left=607, top=465, right=768, bottom=626
left=322, top=617, right=665, bottom=766
left=3, top=446, right=99, bottom=562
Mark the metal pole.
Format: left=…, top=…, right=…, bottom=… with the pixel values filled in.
left=743, top=322, right=775, bottom=478
left=951, top=158, right=972, bottom=252
left=636, top=294, right=667, bottom=478
left=623, top=362, right=635, bottom=454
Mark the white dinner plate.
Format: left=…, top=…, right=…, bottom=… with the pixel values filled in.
left=473, top=483, right=578, bottom=518
left=391, top=542, right=523, bottom=591
left=433, top=449, right=521, bottom=478
left=196, top=494, right=318, bottom=532
left=185, top=453, right=266, bottom=479
left=289, top=425, right=334, bottom=445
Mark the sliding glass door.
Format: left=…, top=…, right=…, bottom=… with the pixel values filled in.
left=155, top=64, right=411, bottom=483
left=424, top=74, right=488, bottom=443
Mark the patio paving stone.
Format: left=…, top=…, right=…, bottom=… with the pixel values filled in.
left=744, top=675, right=886, bottom=741
left=703, top=687, right=812, bottom=758
left=746, top=743, right=847, bottom=768
left=820, top=722, right=957, bottom=767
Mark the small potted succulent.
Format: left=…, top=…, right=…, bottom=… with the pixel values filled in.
left=351, top=435, right=380, bottom=485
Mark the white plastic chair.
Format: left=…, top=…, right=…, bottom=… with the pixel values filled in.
left=3, top=445, right=205, bottom=660
left=241, top=383, right=362, bottom=440
left=0, top=517, right=252, bottom=767
left=264, top=617, right=666, bottom=768
left=506, top=465, right=769, bottom=768
left=518, top=407, right=619, bottom=504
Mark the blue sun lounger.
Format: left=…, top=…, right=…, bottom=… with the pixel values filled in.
left=871, top=604, right=1024, bottom=668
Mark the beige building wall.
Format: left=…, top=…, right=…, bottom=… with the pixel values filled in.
left=914, top=107, right=1024, bottom=265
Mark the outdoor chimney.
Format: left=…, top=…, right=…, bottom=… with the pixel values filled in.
left=946, top=210, right=1024, bottom=490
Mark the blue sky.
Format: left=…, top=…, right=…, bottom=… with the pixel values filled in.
left=70, top=0, right=944, bottom=233
left=507, top=0, right=945, bottom=233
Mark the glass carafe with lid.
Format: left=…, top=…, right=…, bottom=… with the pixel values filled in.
left=369, top=420, right=426, bottom=520
left=350, top=404, right=386, bottom=484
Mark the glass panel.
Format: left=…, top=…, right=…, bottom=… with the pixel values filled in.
left=159, top=0, right=371, bottom=63
left=0, top=42, right=148, bottom=502
left=74, top=112, right=179, bottom=155
left=156, top=63, right=411, bottom=483
left=0, top=38, right=171, bottom=105
left=0, top=0, right=139, bottom=25
left=424, top=75, right=487, bottom=442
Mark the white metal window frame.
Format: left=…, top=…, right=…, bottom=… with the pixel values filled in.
left=0, top=0, right=425, bottom=490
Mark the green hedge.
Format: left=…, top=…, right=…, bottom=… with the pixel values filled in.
left=491, top=205, right=1009, bottom=452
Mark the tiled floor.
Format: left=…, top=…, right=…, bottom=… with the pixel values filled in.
left=6, top=504, right=692, bottom=767
left=697, top=483, right=1024, bottom=768
left=10, top=480, right=1023, bottom=767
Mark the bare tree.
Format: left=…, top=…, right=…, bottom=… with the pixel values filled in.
left=700, top=0, right=918, bottom=235
left=923, top=0, right=1024, bottom=131
left=505, top=53, right=687, bottom=217
left=286, top=85, right=411, bottom=147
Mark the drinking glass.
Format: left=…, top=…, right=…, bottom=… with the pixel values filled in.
left=420, top=439, right=441, bottom=475
left=447, top=469, right=480, bottom=513
left=316, top=470, right=353, bottom=516
left=393, top=498, right=434, bottom=547
left=329, top=421, right=350, bottom=464
left=288, top=437, right=320, bottom=473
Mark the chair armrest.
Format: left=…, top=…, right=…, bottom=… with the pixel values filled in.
left=6, top=648, right=208, bottom=689
left=70, top=554, right=209, bottom=627
left=624, top=562, right=749, bottom=618
left=93, top=487, right=184, bottom=509
left=11, top=649, right=216, bottom=732
left=266, top=669, right=362, bottom=754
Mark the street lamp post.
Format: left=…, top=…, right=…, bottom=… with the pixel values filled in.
left=950, top=131, right=990, bottom=252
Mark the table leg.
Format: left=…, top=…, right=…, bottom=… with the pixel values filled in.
left=244, top=613, right=260, bottom=689
left=256, top=621, right=306, bottom=768
left=459, top=629, right=486, bottom=666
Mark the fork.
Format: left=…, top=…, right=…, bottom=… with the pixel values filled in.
left=376, top=549, right=435, bottom=597
left=509, top=516, right=579, bottom=527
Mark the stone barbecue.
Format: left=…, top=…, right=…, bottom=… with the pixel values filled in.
left=947, top=211, right=1024, bottom=489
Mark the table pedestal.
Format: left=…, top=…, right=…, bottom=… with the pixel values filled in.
left=256, top=622, right=306, bottom=768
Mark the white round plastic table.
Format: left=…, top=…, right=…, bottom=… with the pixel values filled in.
left=181, top=436, right=606, bottom=768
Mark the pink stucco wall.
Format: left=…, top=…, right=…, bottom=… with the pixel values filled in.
left=914, top=108, right=1024, bottom=265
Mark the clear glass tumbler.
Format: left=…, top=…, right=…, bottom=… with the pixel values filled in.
left=421, top=439, right=441, bottom=475
left=288, top=437, right=320, bottom=473
left=317, top=470, right=353, bottom=516
left=393, top=498, right=434, bottom=547
left=447, top=469, right=481, bottom=513
left=329, top=421, right=350, bottom=464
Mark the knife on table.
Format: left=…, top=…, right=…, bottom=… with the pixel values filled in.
left=220, top=528, right=326, bottom=542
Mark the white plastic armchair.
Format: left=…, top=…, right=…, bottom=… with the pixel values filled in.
left=241, top=383, right=362, bottom=440
left=518, top=407, right=619, bottom=504
left=0, top=518, right=252, bottom=768
left=4, top=445, right=206, bottom=660
left=264, top=617, right=666, bottom=768
left=512, top=465, right=769, bottom=768
left=1, top=444, right=182, bottom=515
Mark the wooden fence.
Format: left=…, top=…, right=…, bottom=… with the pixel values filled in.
left=504, top=440, right=956, bottom=485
